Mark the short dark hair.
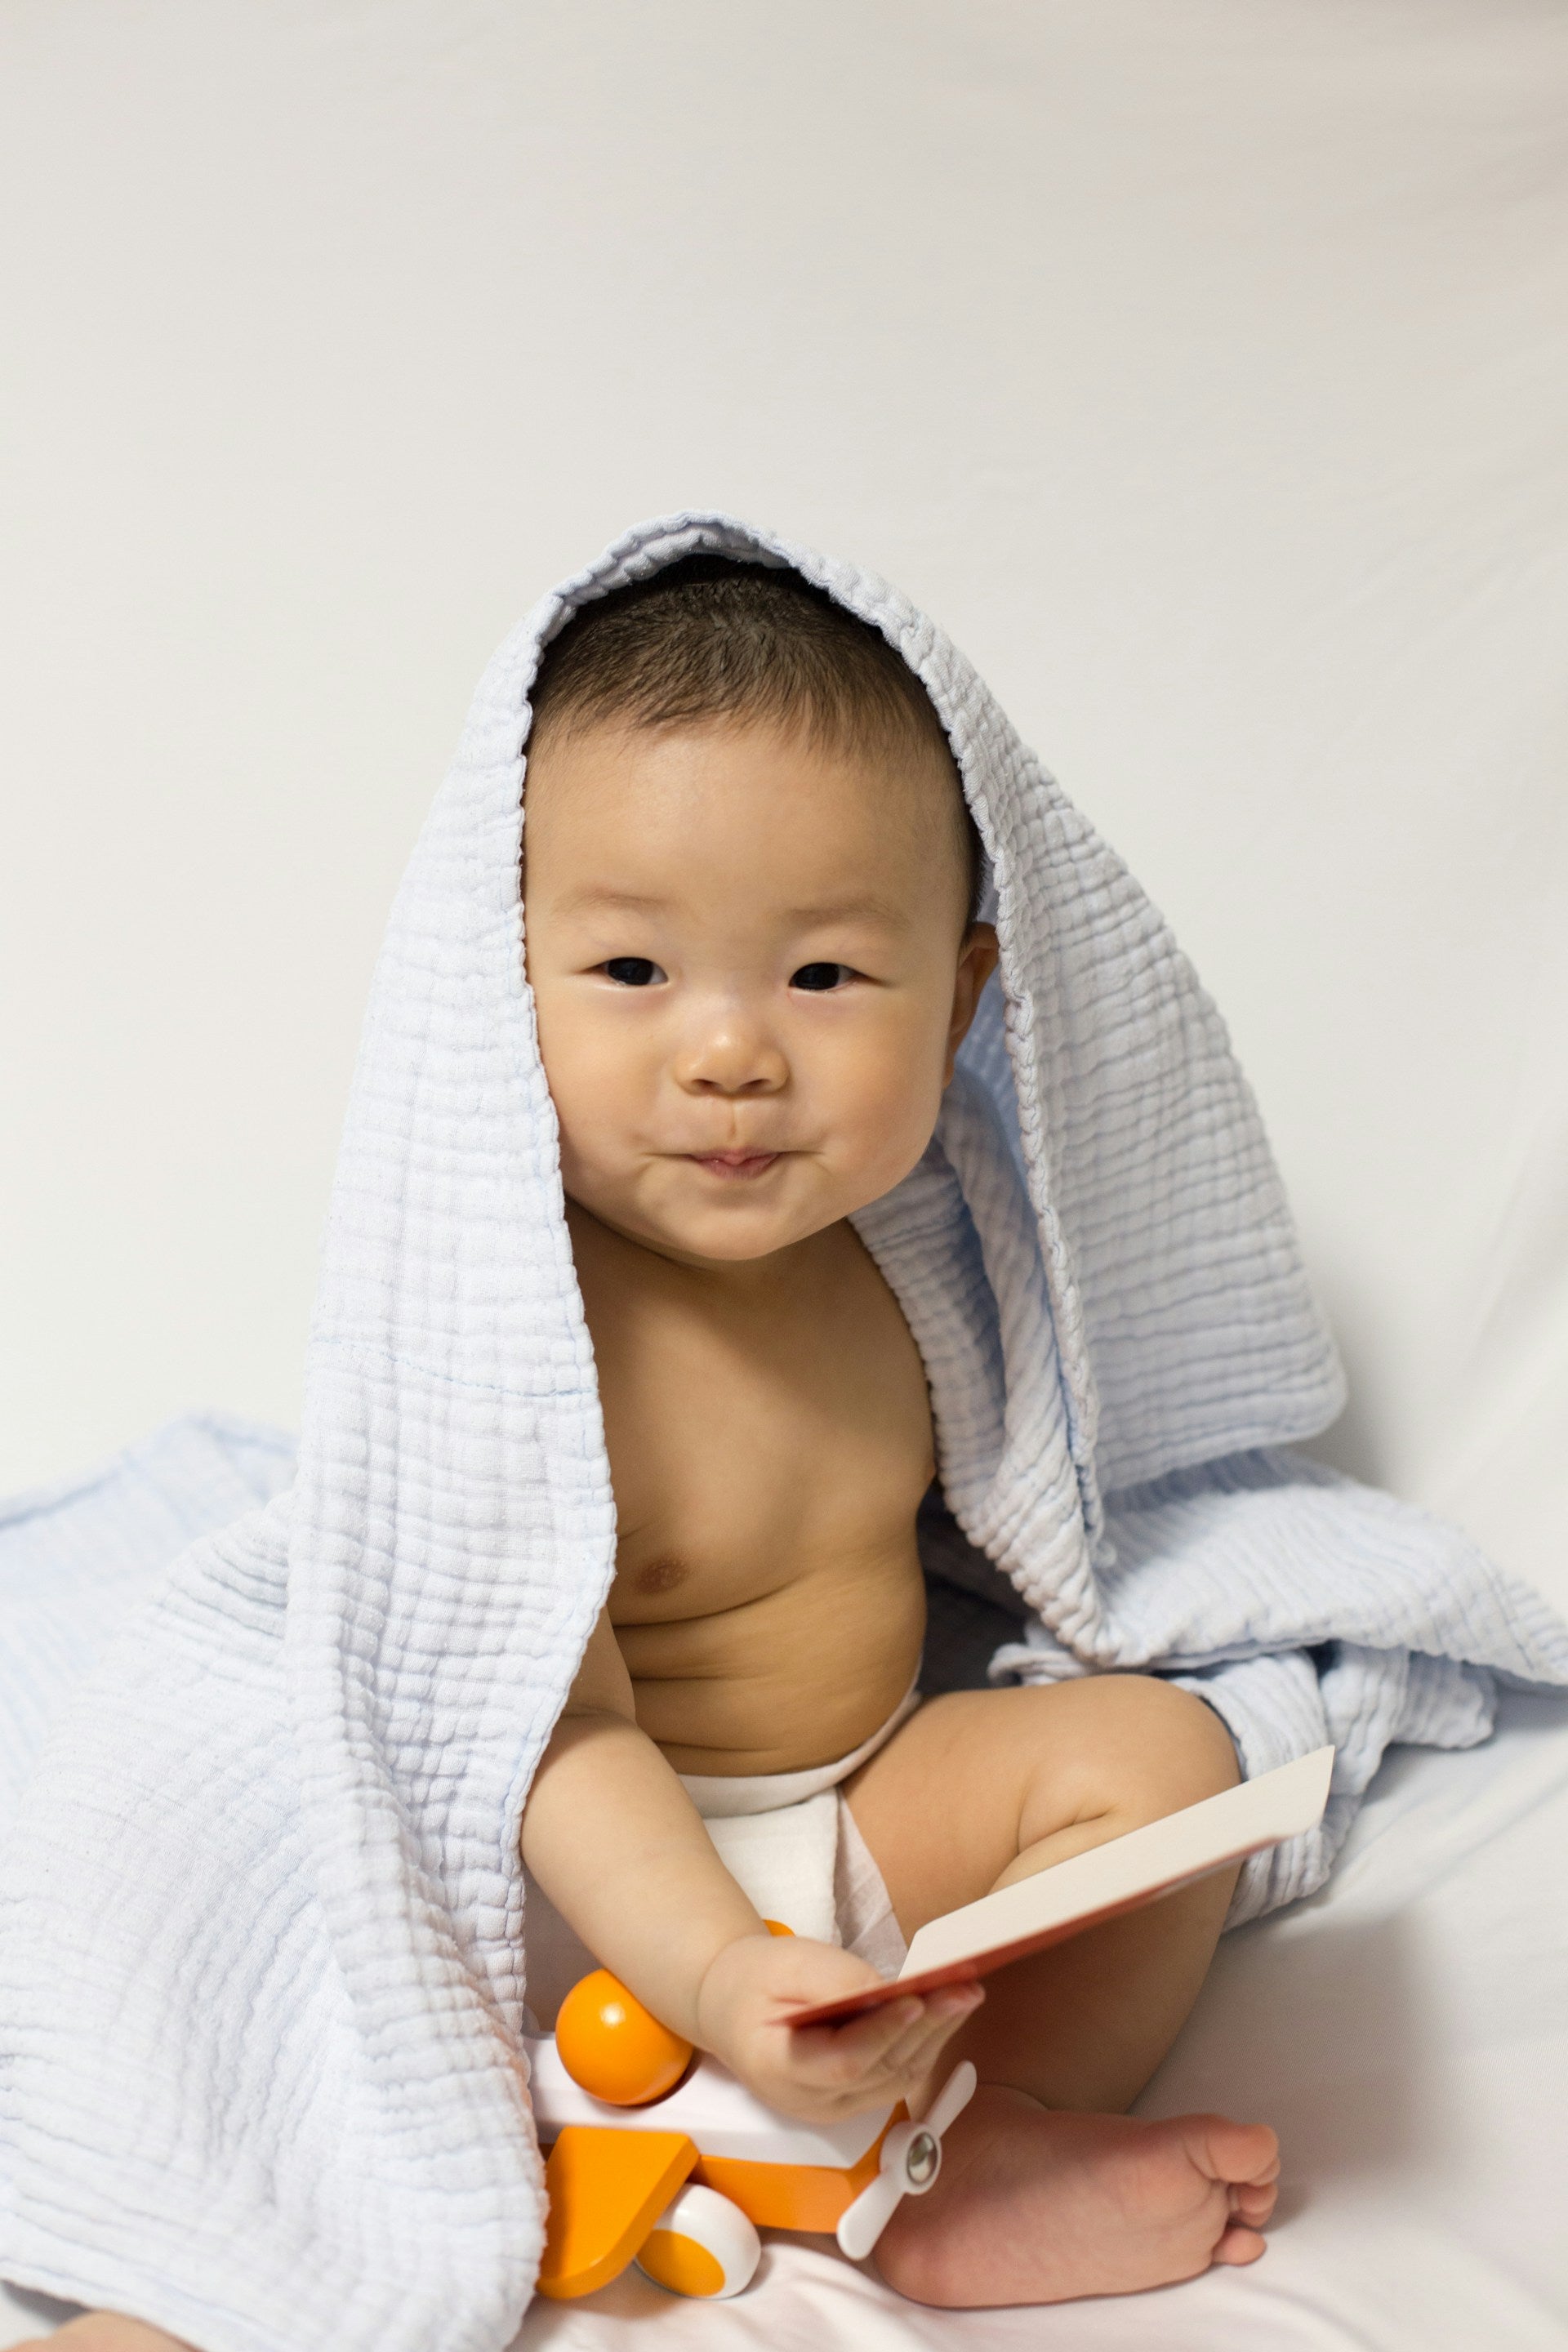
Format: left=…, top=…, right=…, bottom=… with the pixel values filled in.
left=528, top=555, right=982, bottom=926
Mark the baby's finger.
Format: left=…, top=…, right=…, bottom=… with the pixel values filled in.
left=788, top=1996, right=928, bottom=2087
left=804, top=1987, right=978, bottom=2102
left=877, top=1986, right=973, bottom=2060
left=875, top=1987, right=982, bottom=2086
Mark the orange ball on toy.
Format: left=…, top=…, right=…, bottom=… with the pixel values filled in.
left=555, top=1969, right=694, bottom=2107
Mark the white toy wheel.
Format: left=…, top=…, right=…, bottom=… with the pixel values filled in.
left=635, top=2182, right=761, bottom=2299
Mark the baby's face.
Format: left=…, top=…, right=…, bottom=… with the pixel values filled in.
left=523, top=715, right=997, bottom=1267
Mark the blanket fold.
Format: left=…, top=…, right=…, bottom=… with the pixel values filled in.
left=2, top=511, right=1565, bottom=2352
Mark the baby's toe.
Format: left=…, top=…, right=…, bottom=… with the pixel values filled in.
left=1199, top=2114, right=1278, bottom=2185
left=1212, top=2222, right=1268, bottom=2267
left=1230, top=2177, right=1278, bottom=2227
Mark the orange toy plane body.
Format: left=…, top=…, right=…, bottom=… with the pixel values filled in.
left=528, top=1976, right=911, bottom=2300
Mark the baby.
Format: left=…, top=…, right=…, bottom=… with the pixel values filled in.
left=515, top=559, right=1279, bottom=2307
left=27, top=559, right=1278, bottom=2352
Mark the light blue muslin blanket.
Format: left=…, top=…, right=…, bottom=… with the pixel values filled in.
left=2, top=513, right=1565, bottom=2352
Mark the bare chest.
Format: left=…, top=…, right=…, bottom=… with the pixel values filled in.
left=590, top=1240, right=934, bottom=1618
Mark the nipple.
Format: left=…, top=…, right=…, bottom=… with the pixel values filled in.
left=633, top=1554, right=688, bottom=1597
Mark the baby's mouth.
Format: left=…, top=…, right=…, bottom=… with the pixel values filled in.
left=685, top=1149, right=782, bottom=1181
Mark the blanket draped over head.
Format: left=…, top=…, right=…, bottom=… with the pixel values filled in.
left=2, top=514, right=1565, bottom=2352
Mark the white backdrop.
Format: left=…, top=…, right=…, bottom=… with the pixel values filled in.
left=2, top=0, right=1565, bottom=1611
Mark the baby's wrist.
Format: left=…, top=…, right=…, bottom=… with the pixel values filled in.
left=692, top=1926, right=776, bottom=2055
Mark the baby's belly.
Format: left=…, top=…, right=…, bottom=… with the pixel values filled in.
left=616, top=1553, right=927, bottom=1777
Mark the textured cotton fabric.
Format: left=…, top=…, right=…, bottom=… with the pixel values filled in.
left=1, top=513, right=1565, bottom=2352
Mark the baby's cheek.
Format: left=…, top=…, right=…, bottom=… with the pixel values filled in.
left=541, top=1063, right=645, bottom=1213
left=537, top=1004, right=644, bottom=1147
left=830, top=1049, right=946, bottom=1199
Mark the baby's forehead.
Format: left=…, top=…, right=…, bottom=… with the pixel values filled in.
left=527, top=709, right=961, bottom=836
left=524, top=716, right=973, bottom=930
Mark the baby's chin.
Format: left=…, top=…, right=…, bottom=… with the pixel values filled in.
left=600, top=1203, right=835, bottom=1268
left=567, top=1163, right=865, bottom=1267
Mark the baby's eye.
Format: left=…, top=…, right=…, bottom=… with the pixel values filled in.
left=791, top=961, right=854, bottom=993
left=600, top=956, right=666, bottom=987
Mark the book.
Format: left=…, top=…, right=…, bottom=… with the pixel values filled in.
left=788, top=1744, right=1334, bottom=2028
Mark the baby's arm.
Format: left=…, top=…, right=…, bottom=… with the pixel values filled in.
left=521, top=1606, right=978, bottom=2118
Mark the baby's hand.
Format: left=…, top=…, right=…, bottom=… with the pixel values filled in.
left=694, top=1931, right=982, bottom=2123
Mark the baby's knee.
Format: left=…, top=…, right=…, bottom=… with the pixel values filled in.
left=1120, top=1673, right=1237, bottom=1794
left=1053, top=1673, right=1240, bottom=1828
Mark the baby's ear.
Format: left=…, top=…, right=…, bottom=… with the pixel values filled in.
left=944, top=924, right=1000, bottom=1080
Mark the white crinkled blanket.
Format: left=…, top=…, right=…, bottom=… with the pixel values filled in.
left=2, top=512, right=1564, bottom=2352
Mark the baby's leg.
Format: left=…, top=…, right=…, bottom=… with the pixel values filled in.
left=850, top=1675, right=1243, bottom=2113
left=845, top=1675, right=1279, bottom=2306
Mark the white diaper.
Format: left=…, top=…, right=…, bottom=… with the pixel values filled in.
left=522, top=1691, right=918, bottom=2030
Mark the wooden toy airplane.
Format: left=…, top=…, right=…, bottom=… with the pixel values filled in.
left=530, top=1744, right=1334, bottom=2301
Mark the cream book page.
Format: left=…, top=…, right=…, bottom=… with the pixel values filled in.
left=791, top=1745, right=1334, bottom=2027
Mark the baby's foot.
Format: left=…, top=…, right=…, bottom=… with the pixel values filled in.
left=873, top=2084, right=1280, bottom=2308
left=10, top=2315, right=192, bottom=2351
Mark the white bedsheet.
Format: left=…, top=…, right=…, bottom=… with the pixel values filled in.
left=9, top=1694, right=1562, bottom=2350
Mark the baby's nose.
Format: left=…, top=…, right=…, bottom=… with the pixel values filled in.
left=673, top=1013, right=787, bottom=1097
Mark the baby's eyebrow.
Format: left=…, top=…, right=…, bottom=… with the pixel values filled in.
left=551, top=884, right=908, bottom=928
left=554, top=884, right=670, bottom=916
left=782, top=894, right=908, bottom=928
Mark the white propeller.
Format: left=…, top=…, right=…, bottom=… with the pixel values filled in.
left=835, top=2059, right=978, bottom=2261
